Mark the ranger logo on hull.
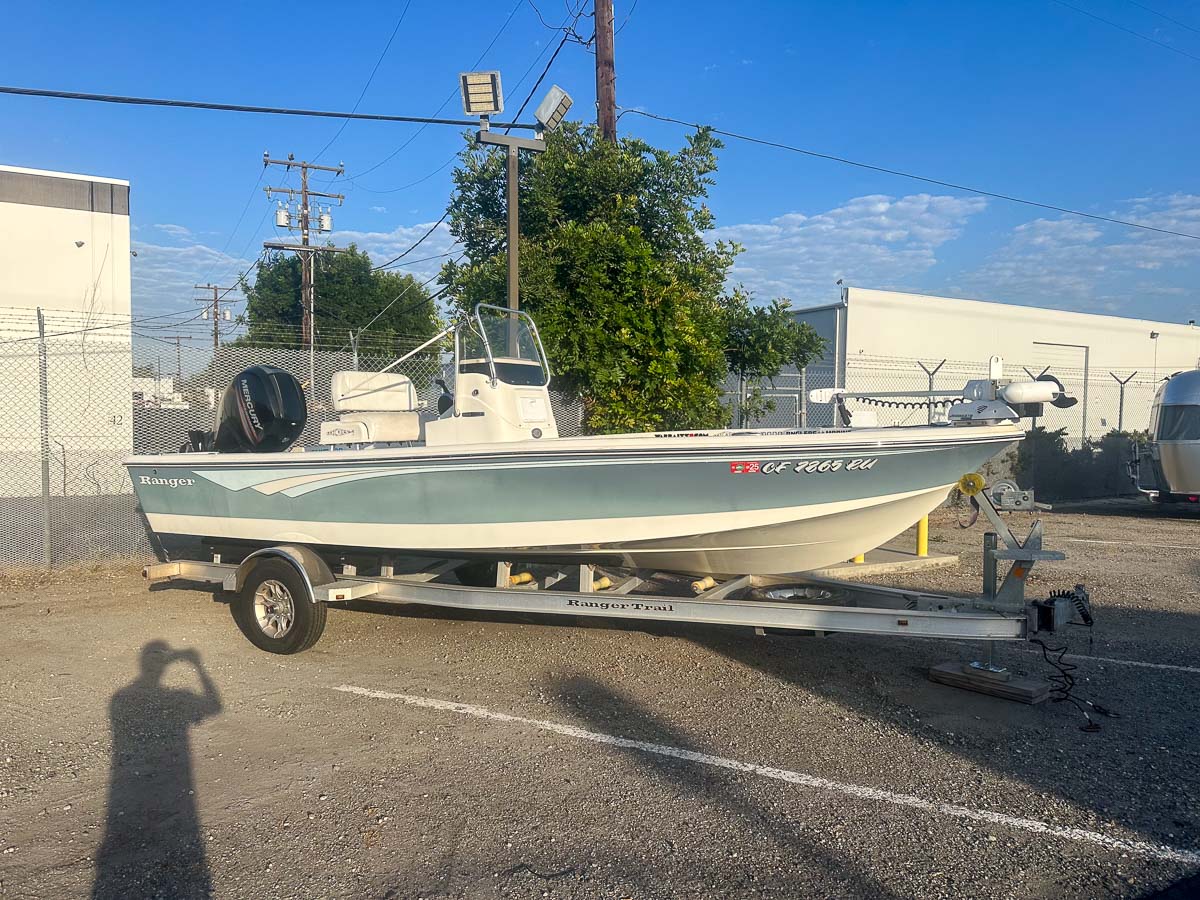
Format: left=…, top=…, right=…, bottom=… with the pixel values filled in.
left=139, top=476, right=196, bottom=488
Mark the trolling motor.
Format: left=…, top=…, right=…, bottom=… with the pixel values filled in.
left=947, top=359, right=1077, bottom=425
left=811, top=356, right=1078, bottom=427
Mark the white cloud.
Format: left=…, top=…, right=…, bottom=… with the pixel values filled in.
left=369, top=206, right=388, bottom=213
left=950, top=194, right=1200, bottom=316
left=711, top=193, right=987, bottom=303
left=328, top=220, right=458, bottom=282
left=153, top=223, right=192, bottom=238
left=130, top=218, right=458, bottom=316
left=131, top=239, right=257, bottom=315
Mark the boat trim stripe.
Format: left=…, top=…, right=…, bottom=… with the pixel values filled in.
left=143, top=483, right=951, bottom=549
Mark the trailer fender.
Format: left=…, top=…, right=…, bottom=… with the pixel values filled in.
left=226, top=545, right=336, bottom=599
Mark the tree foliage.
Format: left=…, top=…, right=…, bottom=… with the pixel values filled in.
left=440, top=123, right=824, bottom=433
left=1015, top=426, right=1147, bottom=500
left=241, top=246, right=438, bottom=351
left=725, top=292, right=827, bottom=425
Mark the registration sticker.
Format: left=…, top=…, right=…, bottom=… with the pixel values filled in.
left=729, top=461, right=761, bottom=474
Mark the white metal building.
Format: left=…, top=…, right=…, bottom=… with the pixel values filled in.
left=0, top=164, right=133, bottom=497
left=791, top=287, right=1200, bottom=439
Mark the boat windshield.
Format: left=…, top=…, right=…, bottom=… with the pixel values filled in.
left=459, top=304, right=550, bottom=386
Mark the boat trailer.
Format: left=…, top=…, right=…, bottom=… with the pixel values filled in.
left=144, top=476, right=1088, bottom=680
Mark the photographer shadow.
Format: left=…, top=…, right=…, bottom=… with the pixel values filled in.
left=91, top=641, right=222, bottom=900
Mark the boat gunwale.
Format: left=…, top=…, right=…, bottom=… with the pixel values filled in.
left=124, top=424, right=1021, bottom=470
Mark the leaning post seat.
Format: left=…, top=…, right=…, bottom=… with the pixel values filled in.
left=319, top=371, right=422, bottom=445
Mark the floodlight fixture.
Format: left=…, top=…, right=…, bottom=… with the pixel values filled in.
left=459, top=71, right=504, bottom=117
left=533, top=85, right=572, bottom=134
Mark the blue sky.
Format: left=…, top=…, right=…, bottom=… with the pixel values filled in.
left=2, top=0, right=1198, bottom=323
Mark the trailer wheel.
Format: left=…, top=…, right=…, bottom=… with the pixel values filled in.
left=232, top=558, right=327, bottom=654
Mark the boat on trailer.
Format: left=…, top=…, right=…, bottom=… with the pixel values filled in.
left=131, top=304, right=1089, bottom=658
left=127, top=304, right=1048, bottom=577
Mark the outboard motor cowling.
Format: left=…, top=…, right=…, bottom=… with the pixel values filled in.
left=212, top=365, right=307, bottom=453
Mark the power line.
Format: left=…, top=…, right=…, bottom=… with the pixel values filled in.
left=1050, top=0, right=1200, bottom=62
left=1124, top=0, right=1200, bottom=34
left=216, top=175, right=294, bottom=286
left=505, top=5, right=585, bottom=134
left=615, top=0, right=639, bottom=34
left=350, top=156, right=456, bottom=195
left=0, top=308, right=214, bottom=346
left=198, top=169, right=266, bottom=286
left=0, top=85, right=538, bottom=130
left=619, top=108, right=1200, bottom=242
left=311, top=0, right=415, bottom=162
left=342, top=263, right=459, bottom=351
left=348, top=0, right=586, bottom=193
left=372, top=212, right=450, bottom=269
left=376, top=249, right=460, bottom=271
left=337, top=0, right=526, bottom=185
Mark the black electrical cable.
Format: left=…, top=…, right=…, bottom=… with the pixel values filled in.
left=336, top=0, right=527, bottom=185
left=0, top=85, right=538, bottom=130
left=1124, top=0, right=1200, bottom=34
left=619, top=108, right=1200, bottom=242
left=371, top=213, right=450, bottom=270
left=505, top=28, right=573, bottom=134
left=311, top=0, right=415, bottom=162
left=1051, top=0, right=1200, bottom=62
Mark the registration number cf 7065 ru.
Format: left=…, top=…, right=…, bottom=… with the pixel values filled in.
left=729, top=458, right=877, bottom=475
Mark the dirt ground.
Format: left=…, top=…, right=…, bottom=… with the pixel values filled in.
left=1, top=501, right=1199, bottom=899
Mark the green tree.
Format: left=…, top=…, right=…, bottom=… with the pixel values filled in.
left=241, top=246, right=438, bottom=351
left=725, top=292, right=827, bottom=426
left=440, top=123, right=823, bottom=433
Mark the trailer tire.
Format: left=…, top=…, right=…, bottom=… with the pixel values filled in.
left=232, top=558, right=327, bottom=654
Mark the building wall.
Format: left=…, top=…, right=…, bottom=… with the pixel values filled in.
left=0, top=166, right=131, bottom=318
left=790, top=286, right=1200, bottom=439
left=838, top=287, right=1200, bottom=377
left=0, top=166, right=133, bottom=498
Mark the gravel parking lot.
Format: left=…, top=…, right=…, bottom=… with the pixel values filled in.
left=1, top=502, right=1199, bottom=899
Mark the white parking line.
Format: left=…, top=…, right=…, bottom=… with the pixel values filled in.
left=1052, top=653, right=1200, bottom=675
left=334, top=683, right=1200, bottom=866
left=1065, top=538, right=1200, bottom=551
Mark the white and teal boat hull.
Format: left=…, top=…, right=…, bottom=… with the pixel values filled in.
left=127, top=425, right=1019, bottom=576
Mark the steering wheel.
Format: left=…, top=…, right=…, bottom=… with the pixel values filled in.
left=434, top=378, right=453, bottom=416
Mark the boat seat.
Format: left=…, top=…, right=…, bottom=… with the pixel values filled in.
left=320, top=411, right=420, bottom=445
left=331, top=371, right=418, bottom=412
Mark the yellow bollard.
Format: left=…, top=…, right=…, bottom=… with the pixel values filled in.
left=851, top=553, right=865, bottom=564
left=917, top=515, right=929, bottom=558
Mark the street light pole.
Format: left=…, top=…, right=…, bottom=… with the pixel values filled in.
left=459, top=73, right=573, bottom=356
left=476, top=129, right=548, bottom=355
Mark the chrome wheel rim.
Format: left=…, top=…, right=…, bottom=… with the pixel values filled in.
left=253, top=579, right=295, bottom=638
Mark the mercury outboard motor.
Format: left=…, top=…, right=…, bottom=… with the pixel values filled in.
left=211, top=365, right=307, bottom=453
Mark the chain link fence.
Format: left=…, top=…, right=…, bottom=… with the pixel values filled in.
left=0, top=312, right=1162, bottom=568
left=0, top=316, right=588, bottom=568
left=730, top=354, right=1162, bottom=442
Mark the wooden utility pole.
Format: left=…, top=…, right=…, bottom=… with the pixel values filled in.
left=193, top=284, right=238, bottom=350
left=594, top=0, right=617, bottom=142
left=262, top=153, right=345, bottom=350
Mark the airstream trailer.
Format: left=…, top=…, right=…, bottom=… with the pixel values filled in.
left=1130, top=369, right=1200, bottom=503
